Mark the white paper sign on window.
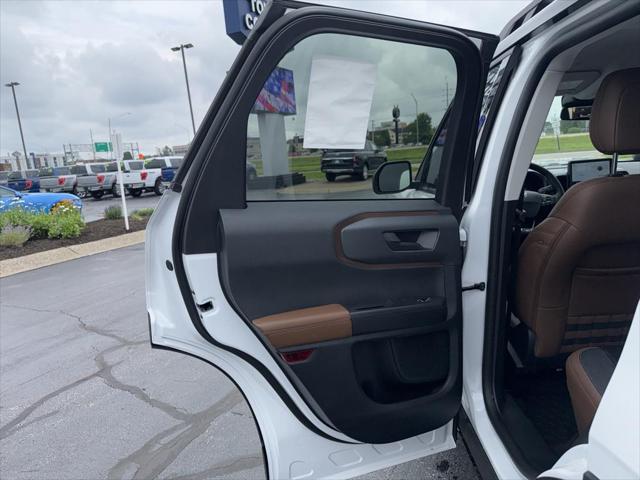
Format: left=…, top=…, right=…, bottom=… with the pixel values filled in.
left=303, top=55, right=377, bottom=150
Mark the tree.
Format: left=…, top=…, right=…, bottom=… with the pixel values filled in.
left=122, top=151, right=133, bottom=160
left=373, top=129, right=391, bottom=147
left=162, top=145, right=174, bottom=156
left=403, top=112, right=434, bottom=145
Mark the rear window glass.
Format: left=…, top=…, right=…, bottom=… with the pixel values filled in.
left=170, top=158, right=183, bottom=168
left=70, top=165, right=87, bottom=174
left=8, top=171, right=23, bottom=180
left=0, top=172, right=9, bottom=180
left=145, top=159, right=166, bottom=169
left=27, top=170, right=39, bottom=178
left=90, top=164, right=106, bottom=173
left=127, top=161, right=144, bottom=171
left=106, top=163, right=119, bottom=172
left=55, top=167, right=71, bottom=175
left=39, top=167, right=54, bottom=177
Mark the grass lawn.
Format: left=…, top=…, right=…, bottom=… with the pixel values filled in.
left=534, top=133, right=594, bottom=155
left=251, top=135, right=595, bottom=182
left=252, top=146, right=429, bottom=181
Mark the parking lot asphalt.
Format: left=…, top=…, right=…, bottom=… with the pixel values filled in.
left=82, top=193, right=162, bottom=222
left=0, top=244, right=479, bottom=480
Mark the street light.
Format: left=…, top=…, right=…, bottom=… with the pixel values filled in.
left=171, top=43, right=196, bottom=137
left=410, top=93, right=419, bottom=145
left=5, top=81, right=29, bottom=170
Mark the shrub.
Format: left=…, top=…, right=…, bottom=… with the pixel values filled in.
left=131, top=208, right=154, bottom=221
left=104, top=205, right=123, bottom=220
left=47, top=209, right=84, bottom=239
left=29, top=214, right=53, bottom=239
left=0, top=225, right=32, bottom=247
left=0, top=205, right=85, bottom=243
left=0, top=208, right=35, bottom=230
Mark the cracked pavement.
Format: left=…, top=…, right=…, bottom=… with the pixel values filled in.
left=0, top=244, right=478, bottom=479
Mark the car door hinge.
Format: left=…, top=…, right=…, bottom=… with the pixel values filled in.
left=462, top=282, right=486, bottom=292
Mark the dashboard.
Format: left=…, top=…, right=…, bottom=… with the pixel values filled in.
left=525, top=158, right=640, bottom=192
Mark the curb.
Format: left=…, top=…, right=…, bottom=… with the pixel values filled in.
left=0, top=230, right=145, bottom=278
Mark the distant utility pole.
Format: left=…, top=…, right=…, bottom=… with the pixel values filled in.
left=410, top=93, right=419, bottom=145
left=90, top=129, right=96, bottom=161
left=445, top=77, right=450, bottom=107
left=5, top=81, right=29, bottom=170
left=171, top=43, right=196, bottom=137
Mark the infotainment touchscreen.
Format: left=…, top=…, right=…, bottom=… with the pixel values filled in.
left=567, top=159, right=612, bottom=185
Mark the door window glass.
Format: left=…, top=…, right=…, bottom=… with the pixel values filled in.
left=245, top=33, right=457, bottom=200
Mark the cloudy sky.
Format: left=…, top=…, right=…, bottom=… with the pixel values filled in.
left=0, top=0, right=528, bottom=156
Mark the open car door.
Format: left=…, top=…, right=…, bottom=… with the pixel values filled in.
left=146, top=1, right=497, bottom=478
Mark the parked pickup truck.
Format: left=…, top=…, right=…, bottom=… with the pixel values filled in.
left=8, top=170, right=40, bottom=192
left=121, top=157, right=183, bottom=197
left=159, top=157, right=185, bottom=192
left=39, top=166, right=77, bottom=195
left=73, top=163, right=118, bottom=199
left=320, top=140, right=387, bottom=181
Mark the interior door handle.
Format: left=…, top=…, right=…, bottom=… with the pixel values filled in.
left=383, top=230, right=440, bottom=251
left=383, top=232, right=424, bottom=252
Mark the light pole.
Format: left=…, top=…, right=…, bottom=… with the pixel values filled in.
left=171, top=43, right=196, bottom=137
left=5, top=82, right=29, bottom=170
left=410, top=93, right=419, bottom=145
left=109, top=112, right=132, bottom=231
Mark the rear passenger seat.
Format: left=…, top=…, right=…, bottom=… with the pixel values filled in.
left=566, top=347, right=621, bottom=434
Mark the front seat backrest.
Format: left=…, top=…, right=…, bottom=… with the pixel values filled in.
left=516, top=67, right=640, bottom=358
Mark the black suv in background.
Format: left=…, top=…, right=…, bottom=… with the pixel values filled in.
left=320, top=140, right=387, bottom=181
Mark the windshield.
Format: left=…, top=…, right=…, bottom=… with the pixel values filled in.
left=145, top=159, right=166, bottom=169
left=532, top=97, right=636, bottom=171
left=127, top=161, right=144, bottom=171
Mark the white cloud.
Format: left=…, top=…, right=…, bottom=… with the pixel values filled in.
left=0, top=0, right=527, bottom=157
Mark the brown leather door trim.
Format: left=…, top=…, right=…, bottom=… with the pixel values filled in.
left=334, top=211, right=443, bottom=270
left=253, top=304, right=351, bottom=348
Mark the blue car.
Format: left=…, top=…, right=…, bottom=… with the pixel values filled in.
left=0, top=185, right=82, bottom=213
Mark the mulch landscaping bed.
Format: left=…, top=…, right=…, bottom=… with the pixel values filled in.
left=0, top=218, right=148, bottom=261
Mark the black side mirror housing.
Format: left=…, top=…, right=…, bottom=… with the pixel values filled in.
left=373, top=161, right=413, bottom=194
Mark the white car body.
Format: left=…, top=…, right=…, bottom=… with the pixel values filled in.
left=145, top=1, right=640, bottom=479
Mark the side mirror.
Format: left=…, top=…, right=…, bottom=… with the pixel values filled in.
left=373, top=161, right=413, bottom=194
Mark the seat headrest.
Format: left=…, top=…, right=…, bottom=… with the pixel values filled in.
left=589, top=67, right=640, bottom=155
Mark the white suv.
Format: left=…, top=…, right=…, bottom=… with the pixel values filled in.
left=145, top=1, right=640, bottom=479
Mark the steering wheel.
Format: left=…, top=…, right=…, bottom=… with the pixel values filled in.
left=522, top=163, right=565, bottom=222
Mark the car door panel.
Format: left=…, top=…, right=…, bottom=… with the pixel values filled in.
left=147, top=0, right=498, bottom=476
left=219, top=199, right=462, bottom=443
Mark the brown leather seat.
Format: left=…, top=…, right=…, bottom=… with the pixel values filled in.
left=516, top=68, right=640, bottom=358
left=566, top=346, right=620, bottom=434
